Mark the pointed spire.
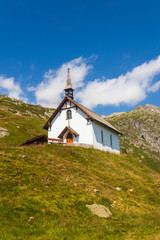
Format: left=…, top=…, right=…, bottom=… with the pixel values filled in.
left=64, top=68, right=74, bottom=90
left=64, top=68, right=74, bottom=99
left=67, top=68, right=71, bottom=87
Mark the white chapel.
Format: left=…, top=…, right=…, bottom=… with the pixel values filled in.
left=43, top=69, right=121, bottom=153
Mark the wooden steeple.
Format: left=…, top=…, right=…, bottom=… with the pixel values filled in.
left=64, top=68, right=74, bottom=99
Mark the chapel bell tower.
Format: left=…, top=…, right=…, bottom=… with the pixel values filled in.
left=64, top=68, right=74, bottom=99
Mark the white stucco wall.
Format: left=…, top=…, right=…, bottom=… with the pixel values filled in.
left=48, top=99, right=120, bottom=154
left=92, top=122, right=120, bottom=154
left=48, top=101, right=93, bottom=145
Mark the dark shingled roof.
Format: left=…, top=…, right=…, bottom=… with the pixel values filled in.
left=43, top=97, right=121, bottom=134
left=70, top=98, right=121, bottom=134
left=20, top=134, right=47, bottom=146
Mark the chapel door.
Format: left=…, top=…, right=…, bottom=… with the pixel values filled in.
left=66, top=132, right=73, bottom=143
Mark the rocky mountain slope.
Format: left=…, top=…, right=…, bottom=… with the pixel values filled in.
left=107, top=104, right=160, bottom=172
left=135, top=104, right=160, bottom=113
left=0, top=95, right=54, bottom=119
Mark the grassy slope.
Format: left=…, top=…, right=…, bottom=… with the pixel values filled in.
left=0, top=95, right=50, bottom=146
left=0, top=108, right=47, bottom=146
left=0, top=96, right=160, bottom=239
left=0, top=144, right=160, bottom=240
left=107, top=110, right=160, bottom=173
left=0, top=95, right=54, bottom=118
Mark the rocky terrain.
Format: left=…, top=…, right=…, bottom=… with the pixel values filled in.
left=0, top=95, right=54, bottom=119
left=135, top=104, right=160, bottom=114
left=107, top=104, right=160, bottom=172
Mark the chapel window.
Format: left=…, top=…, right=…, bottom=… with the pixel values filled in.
left=110, top=134, right=113, bottom=148
left=66, top=110, right=72, bottom=119
left=101, top=130, right=104, bottom=145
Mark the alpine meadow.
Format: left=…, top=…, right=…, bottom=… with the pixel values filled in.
left=0, top=95, right=160, bottom=240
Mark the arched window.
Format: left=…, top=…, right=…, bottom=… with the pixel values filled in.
left=66, top=110, right=72, bottom=119
left=110, top=134, right=113, bottom=148
left=101, top=130, right=104, bottom=144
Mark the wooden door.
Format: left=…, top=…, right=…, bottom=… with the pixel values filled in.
left=66, top=132, right=73, bottom=143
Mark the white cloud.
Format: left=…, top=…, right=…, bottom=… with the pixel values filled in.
left=148, top=80, right=160, bottom=93
left=27, top=86, right=36, bottom=92
left=77, top=56, right=160, bottom=108
left=0, top=75, right=23, bottom=100
left=34, top=56, right=92, bottom=107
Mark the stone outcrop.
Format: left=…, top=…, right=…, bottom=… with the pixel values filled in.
left=135, top=104, right=160, bottom=114
left=130, top=119, right=160, bottom=153
left=0, top=127, right=9, bottom=138
left=86, top=204, right=112, bottom=218
left=107, top=105, right=160, bottom=170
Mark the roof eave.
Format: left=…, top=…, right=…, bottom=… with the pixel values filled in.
left=64, top=86, right=75, bottom=91
left=19, top=134, right=47, bottom=147
left=43, top=97, right=68, bottom=129
left=43, top=96, right=122, bottom=135
left=58, top=126, right=79, bottom=139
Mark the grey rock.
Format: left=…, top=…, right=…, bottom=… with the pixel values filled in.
left=93, top=189, right=101, bottom=193
left=0, top=127, right=9, bottom=138
left=86, top=204, right=112, bottom=218
left=116, top=187, right=122, bottom=191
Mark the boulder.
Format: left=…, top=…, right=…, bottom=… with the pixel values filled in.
left=86, top=204, right=112, bottom=218
left=0, top=127, right=9, bottom=138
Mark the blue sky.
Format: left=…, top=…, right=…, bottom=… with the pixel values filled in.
left=0, top=0, right=160, bottom=115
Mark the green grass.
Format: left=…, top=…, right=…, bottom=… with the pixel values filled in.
left=0, top=108, right=47, bottom=146
left=0, top=94, right=54, bottom=146
left=0, top=95, right=160, bottom=239
left=0, top=144, right=160, bottom=240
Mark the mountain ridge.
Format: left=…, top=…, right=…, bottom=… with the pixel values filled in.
left=0, top=95, right=54, bottom=119
left=135, top=104, right=160, bottom=113
left=103, top=104, right=160, bottom=119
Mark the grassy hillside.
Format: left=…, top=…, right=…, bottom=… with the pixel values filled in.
left=107, top=109, right=160, bottom=173
left=0, top=95, right=160, bottom=239
left=0, top=144, right=160, bottom=240
left=0, top=95, right=53, bottom=146
left=0, top=108, right=47, bottom=146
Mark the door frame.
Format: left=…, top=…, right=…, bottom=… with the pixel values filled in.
left=65, top=131, right=74, bottom=143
